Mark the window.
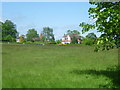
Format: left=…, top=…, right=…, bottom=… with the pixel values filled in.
left=65, top=37, right=68, bottom=40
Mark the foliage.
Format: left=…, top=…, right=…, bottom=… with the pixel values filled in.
left=79, top=1, right=120, bottom=51
left=83, top=39, right=92, bottom=46
left=19, top=35, right=25, bottom=43
left=66, top=30, right=80, bottom=44
left=40, top=36, right=46, bottom=42
left=56, top=40, right=61, bottom=44
left=0, top=21, right=2, bottom=41
left=79, top=22, right=95, bottom=33
left=80, top=36, right=85, bottom=41
left=26, top=29, right=39, bottom=41
left=67, top=30, right=80, bottom=35
left=2, top=20, right=18, bottom=42
left=4, top=35, right=13, bottom=42
left=71, top=36, right=78, bottom=44
left=83, top=33, right=97, bottom=46
left=41, top=27, right=55, bottom=42
left=86, top=33, right=97, bottom=40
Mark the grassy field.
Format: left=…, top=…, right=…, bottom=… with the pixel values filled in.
left=2, top=44, right=119, bottom=88
left=0, top=43, right=2, bottom=89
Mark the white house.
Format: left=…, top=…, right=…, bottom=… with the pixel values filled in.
left=61, top=35, right=71, bottom=44
left=61, top=34, right=81, bottom=44
left=16, top=35, right=25, bottom=43
left=16, top=38, right=20, bottom=42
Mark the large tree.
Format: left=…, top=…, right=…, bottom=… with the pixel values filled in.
left=79, top=1, right=120, bottom=51
left=26, top=28, right=39, bottom=41
left=41, top=27, right=55, bottom=42
left=2, top=20, right=17, bottom=42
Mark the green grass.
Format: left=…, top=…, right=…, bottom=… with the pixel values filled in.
left=0, top=43, right=2, bottom=89
left=2, top=44, right=119, bottom=88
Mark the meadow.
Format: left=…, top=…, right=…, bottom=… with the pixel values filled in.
left=2, top=44, right=119, bottom=88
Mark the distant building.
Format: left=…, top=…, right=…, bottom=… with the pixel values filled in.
left=32, top=33, right=43, bottom=41
left=16, top=32, right=20, bottom=42
left=16, top=37, right=20, bottom=42
left=61, top=34, right=81, bottom=44
left=32, top=37, right=40, bottom=41
left=16, top=35, right=25, bottom=43
left=61, top=34, right=71, bottom=44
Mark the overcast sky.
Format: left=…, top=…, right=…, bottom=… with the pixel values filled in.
left=2, top=2, right=101, bottom=40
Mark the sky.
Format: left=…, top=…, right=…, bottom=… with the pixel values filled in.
left=2, top=2, right=101, bottom=40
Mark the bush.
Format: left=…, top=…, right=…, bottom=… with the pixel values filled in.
left=56, top=40, right=61, bottom=44
left=82, top=39, right=95, bottom=46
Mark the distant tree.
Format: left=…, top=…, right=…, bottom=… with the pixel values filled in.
left=56, top=40, right=61, bottom=44
left=71, top=36, right=78, bottom=44
left=16, top=32, right=19, bottom=39
left=51, top=36, right=55, bottom=43
left=0, top=21, right=2, bottom=41
left=67, top=30, right=80, bottom=35
left=40, top=36, right=46, bottom=42
left=84, top=33, right=97, bottom=45
left=0, top=21, right=2, bottom=29
left=4, top=35, right=13, bottom=42
left=26, top=29, right=39, bottom=41
left=80, top=36, right=85, bottom=41
left=42, top=27, right=55, bottom=42
left=86, top=33, right=97, bottom=41
left=2, top=20, right=17, bottom=42
left=79, top=1, right=120, bottom=51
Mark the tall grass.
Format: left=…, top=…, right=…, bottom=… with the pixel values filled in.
left=2, top=44, right=118, bottom=88
left=0, top=43, right=2, bottom=89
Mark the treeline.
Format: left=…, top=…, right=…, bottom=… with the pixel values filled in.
left=0, top=20, right=97, bottom=45
left=0, top=20, right=55, bottom=44
left=1, top=1, right=119, bottom=50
